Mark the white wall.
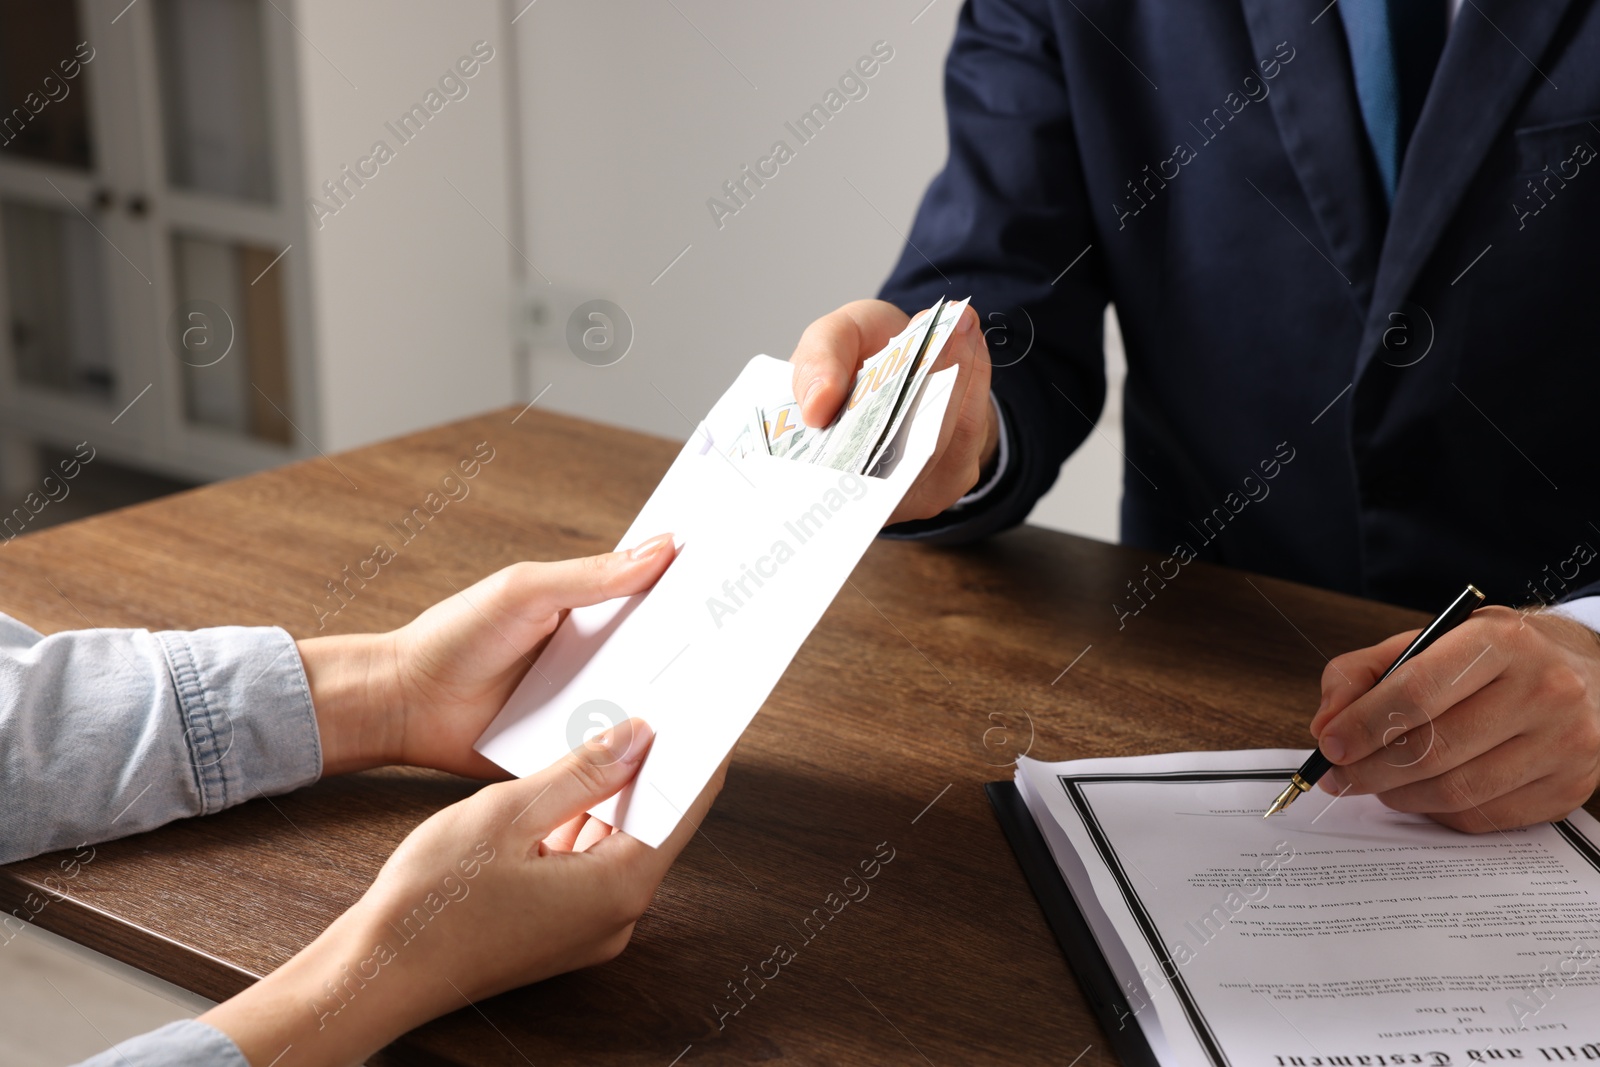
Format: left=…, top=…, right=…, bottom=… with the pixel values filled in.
left=293, top=0, right=517, bottom=452
left=511, top=0, right=1123, bottom=543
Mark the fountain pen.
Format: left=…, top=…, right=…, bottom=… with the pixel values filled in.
left=1262, top=582, right=1487, bottom=817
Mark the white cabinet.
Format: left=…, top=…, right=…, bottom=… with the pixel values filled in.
left=0, top=0, right=516, bottom=484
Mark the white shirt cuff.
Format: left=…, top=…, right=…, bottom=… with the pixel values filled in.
left=951, top=394, right=1010, bottom=511
left=1547, top=596, right=1600, bottom=633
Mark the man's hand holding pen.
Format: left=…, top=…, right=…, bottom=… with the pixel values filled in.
left=1309, top=606, right=1600, bottom=833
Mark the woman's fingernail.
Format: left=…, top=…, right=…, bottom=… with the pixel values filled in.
left=585, top=718, right=653, bottom=765
left=957, top=308, right=975, bottom=333
left=621, top=719, right=654, bottom=763
left=1321, top=735, right=1345, bottom=763
left=802, top=377, right=824, bottom=409
left=1320, top=769, right=1347, bottom=794
left=629, top=533, right=674, bottom=561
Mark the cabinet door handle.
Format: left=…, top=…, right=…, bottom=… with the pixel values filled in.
left=93, top=188, right=115, bottom=211
left=126, top=194, right=149, bottom=218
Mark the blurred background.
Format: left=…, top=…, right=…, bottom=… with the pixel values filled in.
left=0, top=0, right=1123, bottom=1061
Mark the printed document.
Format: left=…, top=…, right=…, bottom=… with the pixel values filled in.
left=1017, top=750, right=1600, bottom=1066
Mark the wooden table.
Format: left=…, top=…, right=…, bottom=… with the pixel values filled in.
left=0, top=407, right=1445, bottom=1064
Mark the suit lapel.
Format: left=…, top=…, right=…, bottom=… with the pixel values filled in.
left=1239, top=0, right=1387, bottom=318
left=1355, top=0, right=1576, bottom=380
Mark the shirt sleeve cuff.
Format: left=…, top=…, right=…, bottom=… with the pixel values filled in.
left=73, top=1020, right=249, bottom=1067
left=1547, top=596, right=1600, bottom=634
left=154, top=626, right=322, bottom=814
left=950, top=393, right=1011, bottom=511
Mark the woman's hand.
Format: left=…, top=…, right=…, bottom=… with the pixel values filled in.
left=299, top=535, right=677, bottom=776
left=202, top=716, right=726, bottom=1067
left=1309, top=606, right=1600, bottom=831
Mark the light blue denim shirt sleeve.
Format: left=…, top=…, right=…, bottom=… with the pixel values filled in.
left=0, top=611, right=323, bottom=866
left=75, top=1019, right=249, bottom=1067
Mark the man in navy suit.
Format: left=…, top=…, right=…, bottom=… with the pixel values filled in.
left=788, top=0, right=1600, bottom=830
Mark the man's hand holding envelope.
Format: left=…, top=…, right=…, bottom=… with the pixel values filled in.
left=789, top=298, right=997, bottom=524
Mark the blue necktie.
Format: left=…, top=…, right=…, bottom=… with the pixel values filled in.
left=1339, top=0, right=1448, bottom=204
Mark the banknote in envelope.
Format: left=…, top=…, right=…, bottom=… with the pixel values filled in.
left=727, top=298, right=970, bottom=477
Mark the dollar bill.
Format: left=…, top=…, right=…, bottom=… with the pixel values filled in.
left=762, top=401, right=816, bottom=460
left=806, top=298, right=946, bottom=474
left=863, top=296, right=969, bottom=475
left=724, top=296, right=968, bottom=476
left=724, top=406, right=765, bottom=459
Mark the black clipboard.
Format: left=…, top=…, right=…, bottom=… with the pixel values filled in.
left=985, top=781, right=1160, bottom=1067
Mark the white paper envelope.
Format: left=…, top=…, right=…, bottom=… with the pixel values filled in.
left=474, top=355, right=958, bottom=846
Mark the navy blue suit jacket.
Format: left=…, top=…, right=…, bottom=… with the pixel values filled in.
left=879, top=0, right=1600, bottom=612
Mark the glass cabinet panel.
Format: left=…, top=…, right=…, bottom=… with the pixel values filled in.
left=0, top=1, right=95, bottom=170
left=2, top=199, right=114, bottom=400
left=170, top=232, right=290, bottom=443
left=154, top=0, right=273, bottom=202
